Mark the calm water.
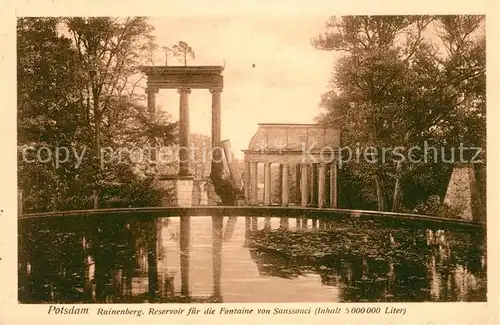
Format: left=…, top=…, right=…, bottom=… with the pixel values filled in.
left=18, top=215, right=486, bottom=303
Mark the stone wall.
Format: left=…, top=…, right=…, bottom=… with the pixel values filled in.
left=443, top=164, right=483, bottom=221
left=160, top=177, right=222, bottom=207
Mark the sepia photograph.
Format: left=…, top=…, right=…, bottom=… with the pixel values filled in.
left=16, top=14, right=487, bottom=306
left=3, top=4, right=496, bottom=323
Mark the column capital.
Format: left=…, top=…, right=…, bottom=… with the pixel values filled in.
left=209, top=87, right=223, bottom=94
left=178, top=88, right=192, bottom=94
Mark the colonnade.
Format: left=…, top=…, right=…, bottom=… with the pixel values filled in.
left=243, top=161, right=338, bottom=208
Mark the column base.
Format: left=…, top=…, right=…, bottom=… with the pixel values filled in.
left=193, top=180, right=208, bottom=206
left=159, top=175, right=194, bottom=207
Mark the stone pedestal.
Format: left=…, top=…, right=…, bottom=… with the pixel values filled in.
left=198, top=180, right=209, bottom=205
left=159, top=176, right=194, bottom=207
left=206, top=180, right=222, bottom=206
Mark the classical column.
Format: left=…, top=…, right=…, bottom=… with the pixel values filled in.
left=330, top=162, right=338, bottom=208
left=301, top=163, right=308, bottom=207
left=244, top=161, right=251, bottom=204
left=295, top=164, right=301, bottom=204
left=281, top=163, right=289, bottom=206
left=210, top=88, right=223, bottom=163
left=264, top=163, right=271, bottom=206
left=178, top=88, right=191, bottom=176
left=278, top=164, right=283, bottom=205
left=250, top=162, right=258, bottom=205
left=312, top=164, right=318, bottom=206
left=318, top=163, right=326, bottom=208
left=146, top=87, right=159, bottom=118
left=309, top=164, right=314, bottom=205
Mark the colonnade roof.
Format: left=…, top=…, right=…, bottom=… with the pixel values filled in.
left=244, top=123, right=341, bottom=153
left=140, top=65, right=224, bottom=74
left=140, top=65, right=224, bottom=90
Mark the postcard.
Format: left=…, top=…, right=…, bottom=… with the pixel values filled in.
left=0, top=1, right=498, bottom=324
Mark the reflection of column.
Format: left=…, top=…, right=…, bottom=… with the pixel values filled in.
left=251, top=217, right=258, bottom=231
left=282, top=164, right=289, bottom=206
left=223, top=217, right=237, bottom=241
left=243, top=217, right=250, bottom=248
left=244, top=162, right=251, bottom=204
left=330, top=162, right=338, bottom=208
left=245, top=217, right=251, bottom=237
left=212, top=215, right=223, bottom=298
left=428, top=255, right=441, bottom=300
left=251, top=162, right=258, bottom=205
left=280, top=217, right=289, bottom=229
left=178, top=88, right=191, bottom=176
left=264, top=217, right=271, bottom=229
left=312, top=219, right=318, bottom=228
left=301, top=164, right=308, bottom=207
left=264, top=163, right=271, bottom=206
left=318, top=163, right=326, bottom=208
left=147, top=219, right=158, bottom=299
left=180, top=214, right=190, bottom=296
left=302, top=216, right=308, bottom=229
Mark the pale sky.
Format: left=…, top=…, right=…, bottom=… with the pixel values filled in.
left=147, top=17, right=335, bottom=158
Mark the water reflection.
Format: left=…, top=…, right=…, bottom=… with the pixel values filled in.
left=18, top=216, right=486, bottom=303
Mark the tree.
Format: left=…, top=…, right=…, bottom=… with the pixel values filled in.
left=170, top=41, right=195, bottom=66
left=313, top=16, right=434, bottom=211
left=313, top=15, right=485, bottom=214
left=17, top=17, right=177, bottom=212
left=162, top=46, right=173, bottom=66
left=17, top=18, right=88, bottom=212
left=64, top=17, right=175, bottom=207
